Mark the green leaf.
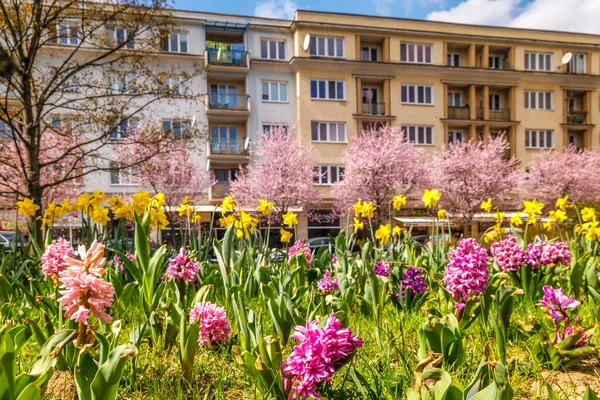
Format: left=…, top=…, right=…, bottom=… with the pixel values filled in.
left=75, top=351, right=99, bottom=400
left=90, top=344, right=138, bottom=400
left=584, top=386, right=600, bottom=400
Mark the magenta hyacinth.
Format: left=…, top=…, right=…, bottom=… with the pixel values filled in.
left=317, top=270, right=339, bottom=293
left=526, top=238, right=571, bottom=269
left=57, top=241, right=114, bottom=325
left=166, top=247, right=200, bottom=283
left=41, top=238, right=75, bottom=279
left=557, top=326, right=589, bottom=348
left=399, top=267, right=427, bottom=296
left=113, top=252, right=134, bottom=274
left=538, top=285, right=580, bottom=324
left=491, top=235, right=525, bottom=273
left=189, top=301, right=231, bottom=348
left=288, top=241, right=312, bottom=267
left=374, top=261, right=390, bottom=277
left=284, top=313, right=363, bottom=399
left=443, top=238, right=489, bottom=309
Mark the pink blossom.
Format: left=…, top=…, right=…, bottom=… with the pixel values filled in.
left=443, top=238, right=489, bottom=308
left=557, top=326, right=588, bottom=347
left=288, top=241, right=312, bottom=267
left=317, top=270, right=339, bottom=293
left=41, top=238, right=74, bottom=278
left=113, top=252, right=134, bottom=274
left=538, top=285, right=580, bottom=324
left=166, top=247, right=200, bottom=283
left=189, top=302, right=231, bottom=348
left=374, top=261, right=390, bottom=277
left=491, top=235, right=525, bottom=272
left=526, top=238, right=571, bottom=269
left=57, top=240, right=114, bottom=325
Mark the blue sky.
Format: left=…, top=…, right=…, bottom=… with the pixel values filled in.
left=172, top=0, right=600, bottom=34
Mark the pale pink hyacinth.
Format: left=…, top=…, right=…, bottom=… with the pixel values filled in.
left=41, top=238, right=74, bottom=279
left=288, top=241, right=312, bottom=267
left=491, top=235, right=525, bottom=273
left=443, top=238, right=489, bottom=309
left=189, top=301, right=231, bottom=348
left=283, top=313, right=362, bottom=399
left=166, top=247, right=200, bottom=283
left=57, top=240, right=114, bottom=325
left=317, top=270, right=339, bottom=293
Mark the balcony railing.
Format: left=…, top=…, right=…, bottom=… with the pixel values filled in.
left=206, top=48, right=248, bottom=67
left=488, top=108, right=510, bottom=121
left=361, top=102, right=386, bottom=115
left=207, top=94, right=250, bottom=110
left=211, top=182, right=231, bottom=199
left=567, top=111, right=587, bottom=124
left=210, top=139, right=249, bottom=155
left=447, top=106, right=470, bottom=120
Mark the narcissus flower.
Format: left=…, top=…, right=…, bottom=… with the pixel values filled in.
left=480, top=198, right=493, bottom=213
left=421, top=189, right=441, bottom=208
left=282, top=211, right=298, bottom=228
left=523, top=199, right=544, bottom=217
left=17, top=197, right=40, bottom=217
left=443, top=238, right=489, bottom=309
left=91, top=207, right=110, bottom=225
left=352, top=200, right=363, bottom=216
left=189, top=301, right=231, bottom=348
left=437, top=209, right=448, bottom=219
left=353, top=217, right=364, bottom=234
left=510, top=214, right=524, bottom=227
left=114, top=202, right=134, bottom=220
left=581, top=207, right=597, bottom=222
left=42, top=238, right=75, bottom=279
left=360, top=202, right=376, bottom=219
left=280, top=229, right=293, bottom=243
left=107, top=195, right=124, bottom=211
left=257, top=199, right=274, bottom=216
left=392, top=195, right=407, bottom=210
left=375, top=224, right=391, bottom=246
left=548, top=209, right=567, bottom=224
left=89, top=189, right=107, bottom=208
left=221, top=196, right=237, bottom=213
left=555, top=195, right=569, bottom=212
left=178, top=203, right=193, bottom=217
left=393, top=225, right=402, bottom=236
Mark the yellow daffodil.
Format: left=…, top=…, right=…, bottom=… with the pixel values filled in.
left=527, top=216, right=537, bottom=226
left=392, top=195, right=407, bottom=211
left=510, top=214, right=523, bottom=226
left=375, top=224, right=391, bottom=246
left=191, top=213, right=202, bottom=224
left=152, top=193, right=166, bottom=207
left=555, top=195, right=569, bottom=212
left=150, top=208, right=169, bottom=230
left=353, top=217, right=364, bottom=234
left=132, top=191, right=151, bottom=214
left=352, top=200, right=363, bottom=216
left=17, top=197, right=40, bottom=217
left=60, top=198, right=72, bottom=214
left=91, top=207, right=110, bottom=225
left=393, top=225, right=402, bottom=236
left=437, top=209, right=448, bottom=219
left=182, top=196, right=190, bottom=205
left=178, top=203, right=193, bottom=217
left=483, top=230, right=498, bottom=243
left=218, top=214, right=235, bottom=228
left=523, top=199, right=544, bottom=216
left=360, top=202, right=376, bottom=219
left=89, top=189, right=106, bottom=208
left=480, top=198, right=493, bottom=213
left=107, top=195, right=123, bottom=211
left=282, top=211, right=298, bottom=228
left=543, top=221, right=553, bottom=233
left=76, top=193, right=91, bottom=212
left=221, top=196, right=237, bottom=213
left=115, top=203, right=134, bottom=220
left=494, top=212, right=505, bottom=223
left=548, top=209, right=567, bottom=224
left=581, top=207, right=597, bottom=223
left=257, top=200, right=274, bottom=216
left=421, top=189, right=441, bottom=208
left=280, top=229, right=293, bottom=243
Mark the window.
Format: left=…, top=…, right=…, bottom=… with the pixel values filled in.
left=62, top=73, right=81, bottom=92
left=489, top=93, right=502, bottom=111
left=489, top=55, right=503, bottom=69
left=165, top=76, right=191, bottom=97
left=307, top=210, right=341, bottom=238
left=0, top=121, right=12, bottom=138
left=313, top=165, right=344, bottom=185
left=401, top=84, right=434, bottom=105
left=524, top=52, right=553, bottom=71
left=403, top=125, right=434, bottom=145
left=260, top=39, right=285, bottom=60
left=310, top=122, right=346, bottom=143
left=309, top=36, right=344, bottom=58
left=214, top=169, right=238, bottom=183
left=525, top=129, right=554, bottom=149
left=262, top=124, right=289, bottom=135
left=447, top=91, right=462, bottom=107
left=361, top=46, right=379, bottom=61
left=110, top=163, right=139, bottom=186
left=524, top=91, right=553, bottom=110
left=56, top=22, right=79, bottom=45
left=210, top=126, right=242, bottom=154
left=163, top=119, right=191, bottom=138
left=448, top=130, right=464, bottom=144
left=109, top=74, right=135, bottom=94
left=160, top=31, right=188, bottom=53
left=261, top=81, right=288, bottom=102
left=401, top=43, right=432, bottom=64
left=447, top=52, right=461, bottom=67
left=109, top=119, right=137, bottom=139
left=568, top=53, right=586, bottom=74
left=107, top=26, right=134, bottom=49
left=310, top=79, right=345, bottom=100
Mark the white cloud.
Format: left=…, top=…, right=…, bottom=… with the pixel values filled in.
left=373, top=0, right=446, bottom=17
left=254, top=0, right=297, bottom=19
left=426, top=0, right=600, bottom=34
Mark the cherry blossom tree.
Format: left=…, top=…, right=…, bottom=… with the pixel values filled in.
left=332, top=126, right=425, bottom=221
left=427, top=135, right=518, bottom=226
left=231, top=127, right=322, bottom=216
left=518, top=146, right=600, bottom=203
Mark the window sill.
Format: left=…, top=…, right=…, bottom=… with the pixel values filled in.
left=310, top=98, right=347, bottom=102
left=401, top=103, right=435, bottom=107
left=311, top=141, right=348, bottom=144
left=262, top=100, right=289, bottom=104
left=110, top=184, right=140, bottom=187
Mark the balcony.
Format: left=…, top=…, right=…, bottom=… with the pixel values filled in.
left=205, top=48, right=249, bottom=74
left=207, top=139, right=250, bottom=163
left=361, top=102, right=386, bottom=115
left=210, top=182, right=231, bottom=200
left=488, top=108, right=510, bottom=121
left=566, top=111, right=587, bottom=125
left=205, top=94, right=251, bottom=120
left=447, top=106, right=470, bottom=120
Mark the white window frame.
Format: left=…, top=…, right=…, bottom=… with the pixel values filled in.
left=401, top=42, right=433, bottom=64
left=524, top=91, right=554, bottom=110
left=310, top=79, right=346, bottom=101
left=109, top=119, right=137, bottom=139
left=110, top=163, right=140, bottom=186
left=401, top=84, right=434, bottom=105
left=309, top=36, right=345, bottom=58
left=106, top=26, right=134, bottom=49
left=166, top=76, right=191, bottom=97
left=489, top=93, right=502, bottom=111
left=161, top=31, right=188, bottom=53
left=260, top=38, right=286, bottom=60
left=447, top=91, right=462, bottom=107
left=524, top=52, right=553, bottom=72
left=262, top=123, right=289, bottom=135
left=568, top=53, right=587, bottom=74
left=311, top=122, right=347, bottom=143
left=361, top=46, right=379, bottom=61
left=56, top=21, right=79, bottom=46
left=448, top=130, right=465, bottom=144
left=525, top=129, right=554, bottom=149
left=261, top=81, right=288, bottom=102
left=403, top=125, right=434, bottom=146
left=447, top=52, right=461, bottom=67
left=163, top=119, right=191, bottom=138
left=314, top=165, right=344, bottom=185
left=489, top=55, right=502, bottom=69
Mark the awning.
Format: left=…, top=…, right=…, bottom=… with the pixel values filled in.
left=204, top=20, right=248, bottom=32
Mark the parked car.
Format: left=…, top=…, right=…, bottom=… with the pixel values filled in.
left=0, top=232, right=28, bottom=253
left=307, top=237, right=334, bottom=252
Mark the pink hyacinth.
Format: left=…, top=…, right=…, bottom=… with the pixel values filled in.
left=166, top=247, right=200, bottom=283
left=557, top=325, right=589, bottom=347
left=283, top=313, right=362, bottom=399
left=443, top=238, right=489, bottom=309
left=288, top=241, right=312, bottom=267
left=41, top=238, right=74, bottom=279
left=317, top=270, right=339, bottom=293
left=491, top=235, right=525, bottom=273
left=113, top=252, right=134, bottom=274
left=526, top=237, right=571, bottom=269
left=57, top=240, right=114, bottom=325
left=331, top=250, right=352, bottom=265
left=538, top=285, right=580, bottom=324
left=189, top=301, right=231, bottom=348
left=374, top=261, right=390, bottom=277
